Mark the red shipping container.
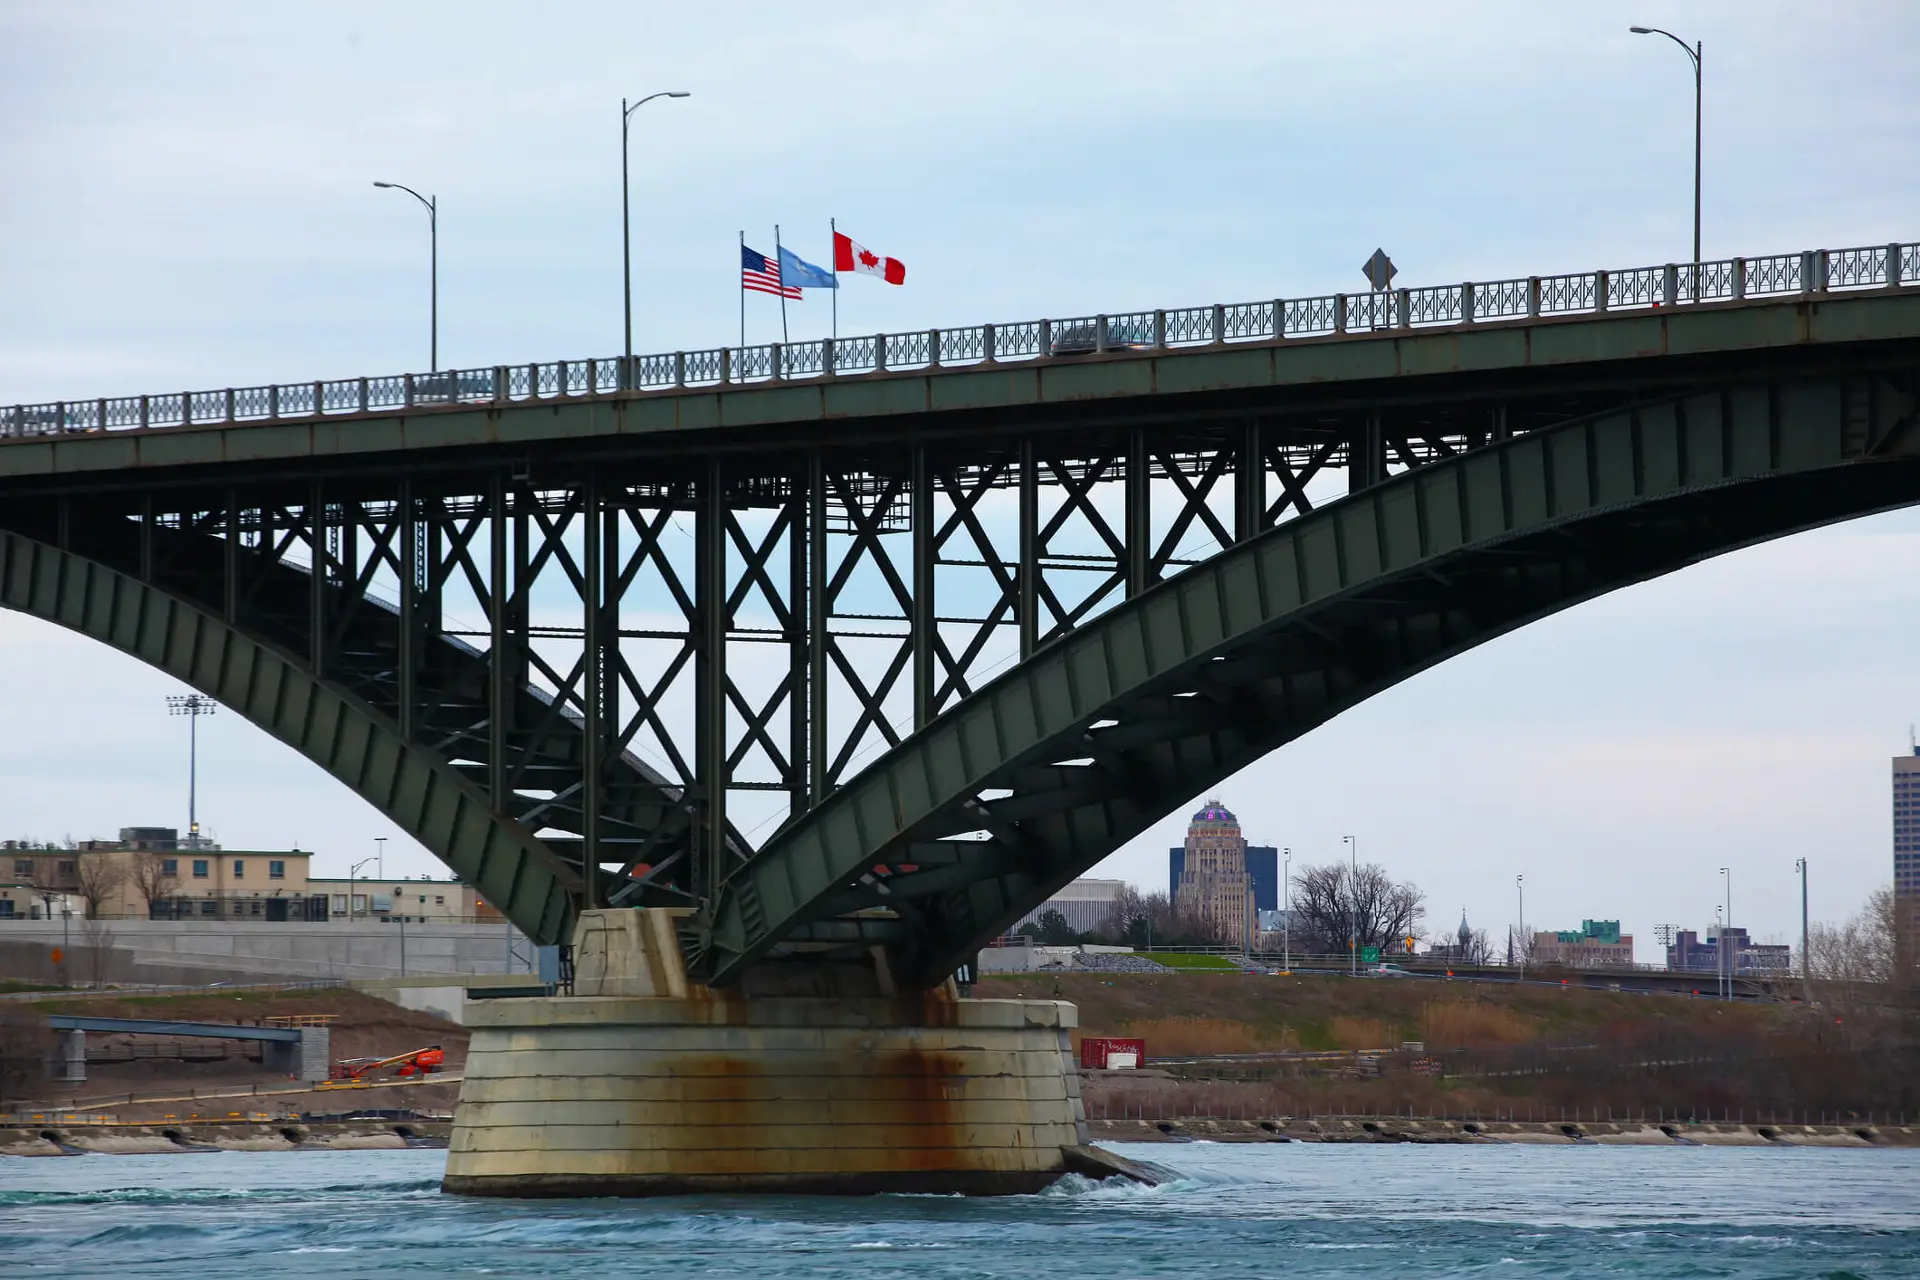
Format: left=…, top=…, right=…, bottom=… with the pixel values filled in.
left=1079, top=1037, right=1146, bottom=1070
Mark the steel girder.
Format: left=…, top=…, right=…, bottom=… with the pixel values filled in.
left=700, top=369, right=1920, bottom=987
left=0, top=528, right=580, bottom=941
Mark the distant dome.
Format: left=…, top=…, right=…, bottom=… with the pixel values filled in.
left=1190, top=798, right=1237, bottom=824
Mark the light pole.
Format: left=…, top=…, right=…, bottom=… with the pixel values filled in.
left=373, top=181, right=437, bottom=371
left=349, top=855, right=377, bottom=920
left=1720, top=866, right=1731, bottom=999
left=165, top=695, right=217, bottom=848
left=1282, top=846, right=1292, bottom=975
left=1343, top=835, right=1358, bottom=974
left=375, top=836, right=388, bottom=881
left=1795, top=856, right=1810, bottom=994
left=1629, top=25, right=1703, bottom=279
left=1516, top=875, right=1525, bottom=980
left=621, top=90, right=691, bottom=376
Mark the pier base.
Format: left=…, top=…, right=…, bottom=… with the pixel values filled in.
left=442, top=910, right=1090, bottom=1197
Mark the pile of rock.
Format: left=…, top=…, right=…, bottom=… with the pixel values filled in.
left=1072, top=953, right=1170, bottom=974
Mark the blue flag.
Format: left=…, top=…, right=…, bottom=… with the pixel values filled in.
left=777, top=245, right=838, bottom=290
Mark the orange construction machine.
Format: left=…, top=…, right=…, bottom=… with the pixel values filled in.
left=329, top=1045, right=446, bottom=1083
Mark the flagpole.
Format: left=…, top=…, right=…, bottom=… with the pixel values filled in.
left=830, top=217, right=838, bottom=342
left=775, top=224, right=790, bottom=346
left=738, top=229, right=745, bottom=349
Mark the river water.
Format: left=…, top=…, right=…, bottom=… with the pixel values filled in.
left=2, top=1144, right=1916, bottom=1278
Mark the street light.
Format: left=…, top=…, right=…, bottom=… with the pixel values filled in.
left=1343, top=835, right=1357, bottom=975
left=1629, top=25, right=1703, bottom=278
left=1728, top=871, right=1743, bottom=997
left=373, top=181, right=438, bottom=371
left=1516, top=874, right=1525, bottom=980
left=1282, top=846, right=1291, bottom=975
left=1795, top=857, right=1810, bottom=993
left=375, top=835, right=388, bottom=881
left=165, top=694, right=217, bottom=848
left=621, top=91, right=691, bottom=374
left=349, top=855, right=377, bottom=920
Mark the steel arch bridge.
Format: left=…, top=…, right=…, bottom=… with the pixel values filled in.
left=4, top=241, right=1918, bottom=986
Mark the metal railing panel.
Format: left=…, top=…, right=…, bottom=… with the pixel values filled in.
left=940, top=326, right=986, bottom=365
left=832, top=335, right=878, bottom=375
left=992, top=320, right=1043, bottom=359
left=1537, top=271, right=1595, bottom=314
left=1219, top=302, right=1267, bottom=342
left=1827, top=244, right=1888, bottom=290
left=733, top=345, right=775, bottom=383
left=1475, top=277, right=1530, bottom=321
left=1607, top=266, right=1661, bottom=310
left=1744, top=253, right=1802, bottom=296
left=682, top=349, right=724, bottom=385
left=1344, top=292, right=1394, bottom=331
left=1163, top=306, right=1213, bottom=345
left=889, top=331, right=932, bottom=368
left=1282, top=295, right=1339, bottom=337
left=1405, top=285, right=1462, bottom=326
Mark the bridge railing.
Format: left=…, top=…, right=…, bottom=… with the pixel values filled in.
left=6, top=240, right=1916, bottom=440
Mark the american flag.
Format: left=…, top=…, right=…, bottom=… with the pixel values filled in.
left=742, top=245, right=801, bottom=300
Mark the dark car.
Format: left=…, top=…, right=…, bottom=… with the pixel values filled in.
left=1048, top=320, right=1155, bottom=356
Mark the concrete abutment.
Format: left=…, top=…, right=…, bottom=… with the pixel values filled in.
left=442, top=910, right=1099, bottom=1197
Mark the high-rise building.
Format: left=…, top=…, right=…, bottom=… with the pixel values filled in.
left=1169, top=843, right=1277, bottom=912
left=1530, top=919, right=1634, bottom=967
left=1895, top=747, right=1920, bottom=897
left=1173, top=799, right=1253, bottom=946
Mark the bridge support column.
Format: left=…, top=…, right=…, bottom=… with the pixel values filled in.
left=443, top=909, right=1111, bottom=1198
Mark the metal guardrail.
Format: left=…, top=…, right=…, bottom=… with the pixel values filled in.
left=5, top=241, right=1916, bottom=440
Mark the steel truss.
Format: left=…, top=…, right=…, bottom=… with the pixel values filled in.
left=0, top=391, right=1617, bottom=949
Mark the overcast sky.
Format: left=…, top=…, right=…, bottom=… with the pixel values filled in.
left=4, top=1, right=1918, bottom=957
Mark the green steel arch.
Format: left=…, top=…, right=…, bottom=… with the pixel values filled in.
left=0, top=529, right=583, bottom=942
left=702, top=369, right=1920, bottom=987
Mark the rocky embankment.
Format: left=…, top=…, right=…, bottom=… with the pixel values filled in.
left=1, top=1119, right=451, bottom=1155
left=1089, top=1116, right=1920, bottom=1146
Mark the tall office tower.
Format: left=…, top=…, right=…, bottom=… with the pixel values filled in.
left=1895, top=745, right=1920, bottom=897
left=1174, top=798, right=1253, bottom=946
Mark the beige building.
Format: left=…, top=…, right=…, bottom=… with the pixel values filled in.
left=309, top=875, right=502, bottom=924
left=1530, top=920, right=1634, bottom=967
left=1174, top=799, right=1253, bottom=947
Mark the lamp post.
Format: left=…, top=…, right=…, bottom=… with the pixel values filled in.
left=1343, top=835, right=1357, bottom=974
left=1282, top=846, right=1292, bottom=975
left=1629, top=25, right=1703, bottom=280
left=621, top=91, right=691, bottom=377
left=373, top=181, right=437, bottom=371
left=1516, top=874, right=1525, bottom=980
left=165, top=694, right=217, bottom=849
left=375, top=835, right=388, bottom=881
left=1720, top=866, right=1731, bottom=999
left=1795, top=856, right=1810, bottom=993
left=349, top=855, right=377, bottom=920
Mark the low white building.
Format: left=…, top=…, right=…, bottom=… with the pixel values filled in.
left=1013, top=878, right=1126, bottom=936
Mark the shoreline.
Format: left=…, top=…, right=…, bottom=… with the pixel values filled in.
left=7, top=1116, right=1915, bottom=1156
left=1089, top=1117, right=1920, bottom=1147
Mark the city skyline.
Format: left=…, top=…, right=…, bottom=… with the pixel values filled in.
left=4, top=2, right=1918, bottom=958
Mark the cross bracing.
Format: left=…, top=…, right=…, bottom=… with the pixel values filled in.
left=1, top=274, right=1918, bottom=986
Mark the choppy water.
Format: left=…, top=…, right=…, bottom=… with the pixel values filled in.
left=2, top=1144, right=1916, bottom=1278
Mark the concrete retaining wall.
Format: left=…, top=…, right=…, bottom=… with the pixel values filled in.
left=0, top=920, right=533, bottom=984
left=444, top=993, right=1088, bottom=1196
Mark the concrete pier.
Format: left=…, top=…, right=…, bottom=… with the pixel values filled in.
left=442, top=910, right=1092, bottom=1197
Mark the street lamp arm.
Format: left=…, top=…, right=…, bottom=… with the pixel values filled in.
left=1629, top=25, right=1699, bottom=65
left=625, top=89, right=691, bottom=119
left=373, top=180, right=435, bottom=223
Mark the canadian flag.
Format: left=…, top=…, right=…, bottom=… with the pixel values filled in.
left=833, top=231, right=906, bottom=285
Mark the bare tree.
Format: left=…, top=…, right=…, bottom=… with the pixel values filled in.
left=1431, top=925, right=1494, bottom=965
left=130, top=852, right=179, bottom=917
left=1288, top=862, right=1424, bottom=956
left=73, top=855, right=127, bottom=920
left=0, top=1009, right=52, bottom=1106
left=78, top=916, right=118, bottom=988
left=25, top=857, right=68, bottom=922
